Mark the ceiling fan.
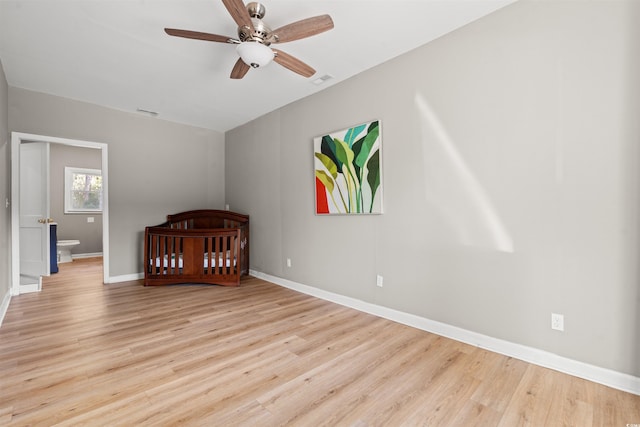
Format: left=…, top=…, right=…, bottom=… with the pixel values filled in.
left=165, top=0, right=334, bottom=79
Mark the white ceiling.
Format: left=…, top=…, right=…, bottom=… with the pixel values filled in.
left=0, top=0, right=516, bottom=133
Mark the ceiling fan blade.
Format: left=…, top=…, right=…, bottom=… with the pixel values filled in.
left=230, top=58, right=250, bottom=79
left=165, top=28, right=236, bottom=43
left=272, top=49, right=315, bottom=78
left=221, top=0, right=254, bottom=31
left=272, top=15, right=334, bottom=43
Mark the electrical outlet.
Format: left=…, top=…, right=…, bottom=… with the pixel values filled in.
left=376, top=275, right=384, bottom=288
left=286, top=258, right=291, bottom=268
left=87, top=217, right=94, bottom=223
left=551, top=313, right=564, bottom=331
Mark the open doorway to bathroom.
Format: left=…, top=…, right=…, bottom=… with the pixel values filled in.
left=50, top=144, right=103, bottom=267
left=11, top=132, right=109, bottom=295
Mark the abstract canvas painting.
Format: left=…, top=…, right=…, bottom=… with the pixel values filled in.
left=314, top=120, right=382, bottom=215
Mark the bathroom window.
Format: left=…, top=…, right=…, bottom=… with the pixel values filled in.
left=64, top=167, right=103, bottom=213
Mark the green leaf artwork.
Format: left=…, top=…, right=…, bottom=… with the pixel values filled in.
left=314, top=120, right=383, bottom=214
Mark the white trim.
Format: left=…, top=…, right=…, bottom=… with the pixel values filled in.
left=11, top=132, right=110, bottom=294
left=107, top=272, right=144, bottom=284
left=11, top=134, right=19, bottom=296
left=18, top=275, right=42, bottom=294
left=0, top=291, right=11, bottom=327
left=250, top=269, right=640, bottom=396
left=19, top=283, right=41, bottom=294
left=72, top=252, right=103, bottom=260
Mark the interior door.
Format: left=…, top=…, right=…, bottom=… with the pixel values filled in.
left=19, top=141, right=51, bottom=286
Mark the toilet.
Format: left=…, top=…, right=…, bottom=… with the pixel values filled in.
left=57, top=240, right=80, bottom=263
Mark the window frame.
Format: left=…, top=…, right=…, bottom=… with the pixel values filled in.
left=64, top=166, right=103, bottom=214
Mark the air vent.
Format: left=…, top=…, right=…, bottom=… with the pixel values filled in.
left=312, top=74, right=333, bottom=85
left=136, top=108, right=158, bottom=117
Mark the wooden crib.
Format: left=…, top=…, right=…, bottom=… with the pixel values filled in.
left=144, top=210, right=249, bottom=286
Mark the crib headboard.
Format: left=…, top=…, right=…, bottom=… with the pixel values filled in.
left=165, top=209, right=249, bottom=230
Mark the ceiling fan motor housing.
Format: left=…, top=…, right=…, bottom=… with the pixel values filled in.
left=238, top=2, right=275, bottom=45
left=238, top=18, right=272, bottom=43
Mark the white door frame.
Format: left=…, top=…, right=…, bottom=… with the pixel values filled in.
left=11, top=132, right=110, bottom=295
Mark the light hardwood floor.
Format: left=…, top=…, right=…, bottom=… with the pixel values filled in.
left=1, top=257, right=638, bottom=426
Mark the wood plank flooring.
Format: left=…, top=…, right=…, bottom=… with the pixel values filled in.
left=1, top=257, right=638, bottom=426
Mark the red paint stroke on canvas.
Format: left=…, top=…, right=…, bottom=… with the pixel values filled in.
left=315, top=177, right=329, bottom=214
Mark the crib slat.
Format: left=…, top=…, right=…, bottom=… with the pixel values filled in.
left=150, top=234, right=159, bottom=275
left=212, top=236, right=218, bottom=275
left=167, top=236, right=174, bottom=275
left=223, top=235, right=229, bottom=275
left=206, top=236, right=213, bottom=275
left=160, top=235, right=166, bottom=275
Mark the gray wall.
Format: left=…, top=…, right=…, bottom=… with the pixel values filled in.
left=226, top=0, right=640, bottom=377
left=0, top=59, right=9, bottom=304
left=50, top=144, right=103, bottom=255
left=9, top=88, right=225, bottom=276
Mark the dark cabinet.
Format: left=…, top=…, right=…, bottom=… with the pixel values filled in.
left=50, top=224, right=58, bottom=274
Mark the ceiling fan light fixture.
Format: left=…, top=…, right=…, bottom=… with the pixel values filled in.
left=237, top=42, right=274, bottom=68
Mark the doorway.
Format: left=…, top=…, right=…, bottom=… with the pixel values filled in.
left=10, top=132, right=109, bottom=295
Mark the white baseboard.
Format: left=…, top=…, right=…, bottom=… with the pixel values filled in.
left=250, top=269, right=640, bottom=396
left=18, top=274, right=42, bottom=294
left=0, top=290, right=11, bottom=327
left=19, top=283, right=41, bottom=294
left=72, top=252, right=103, bottom=260
left=106, top=272, right=143, bottom=284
